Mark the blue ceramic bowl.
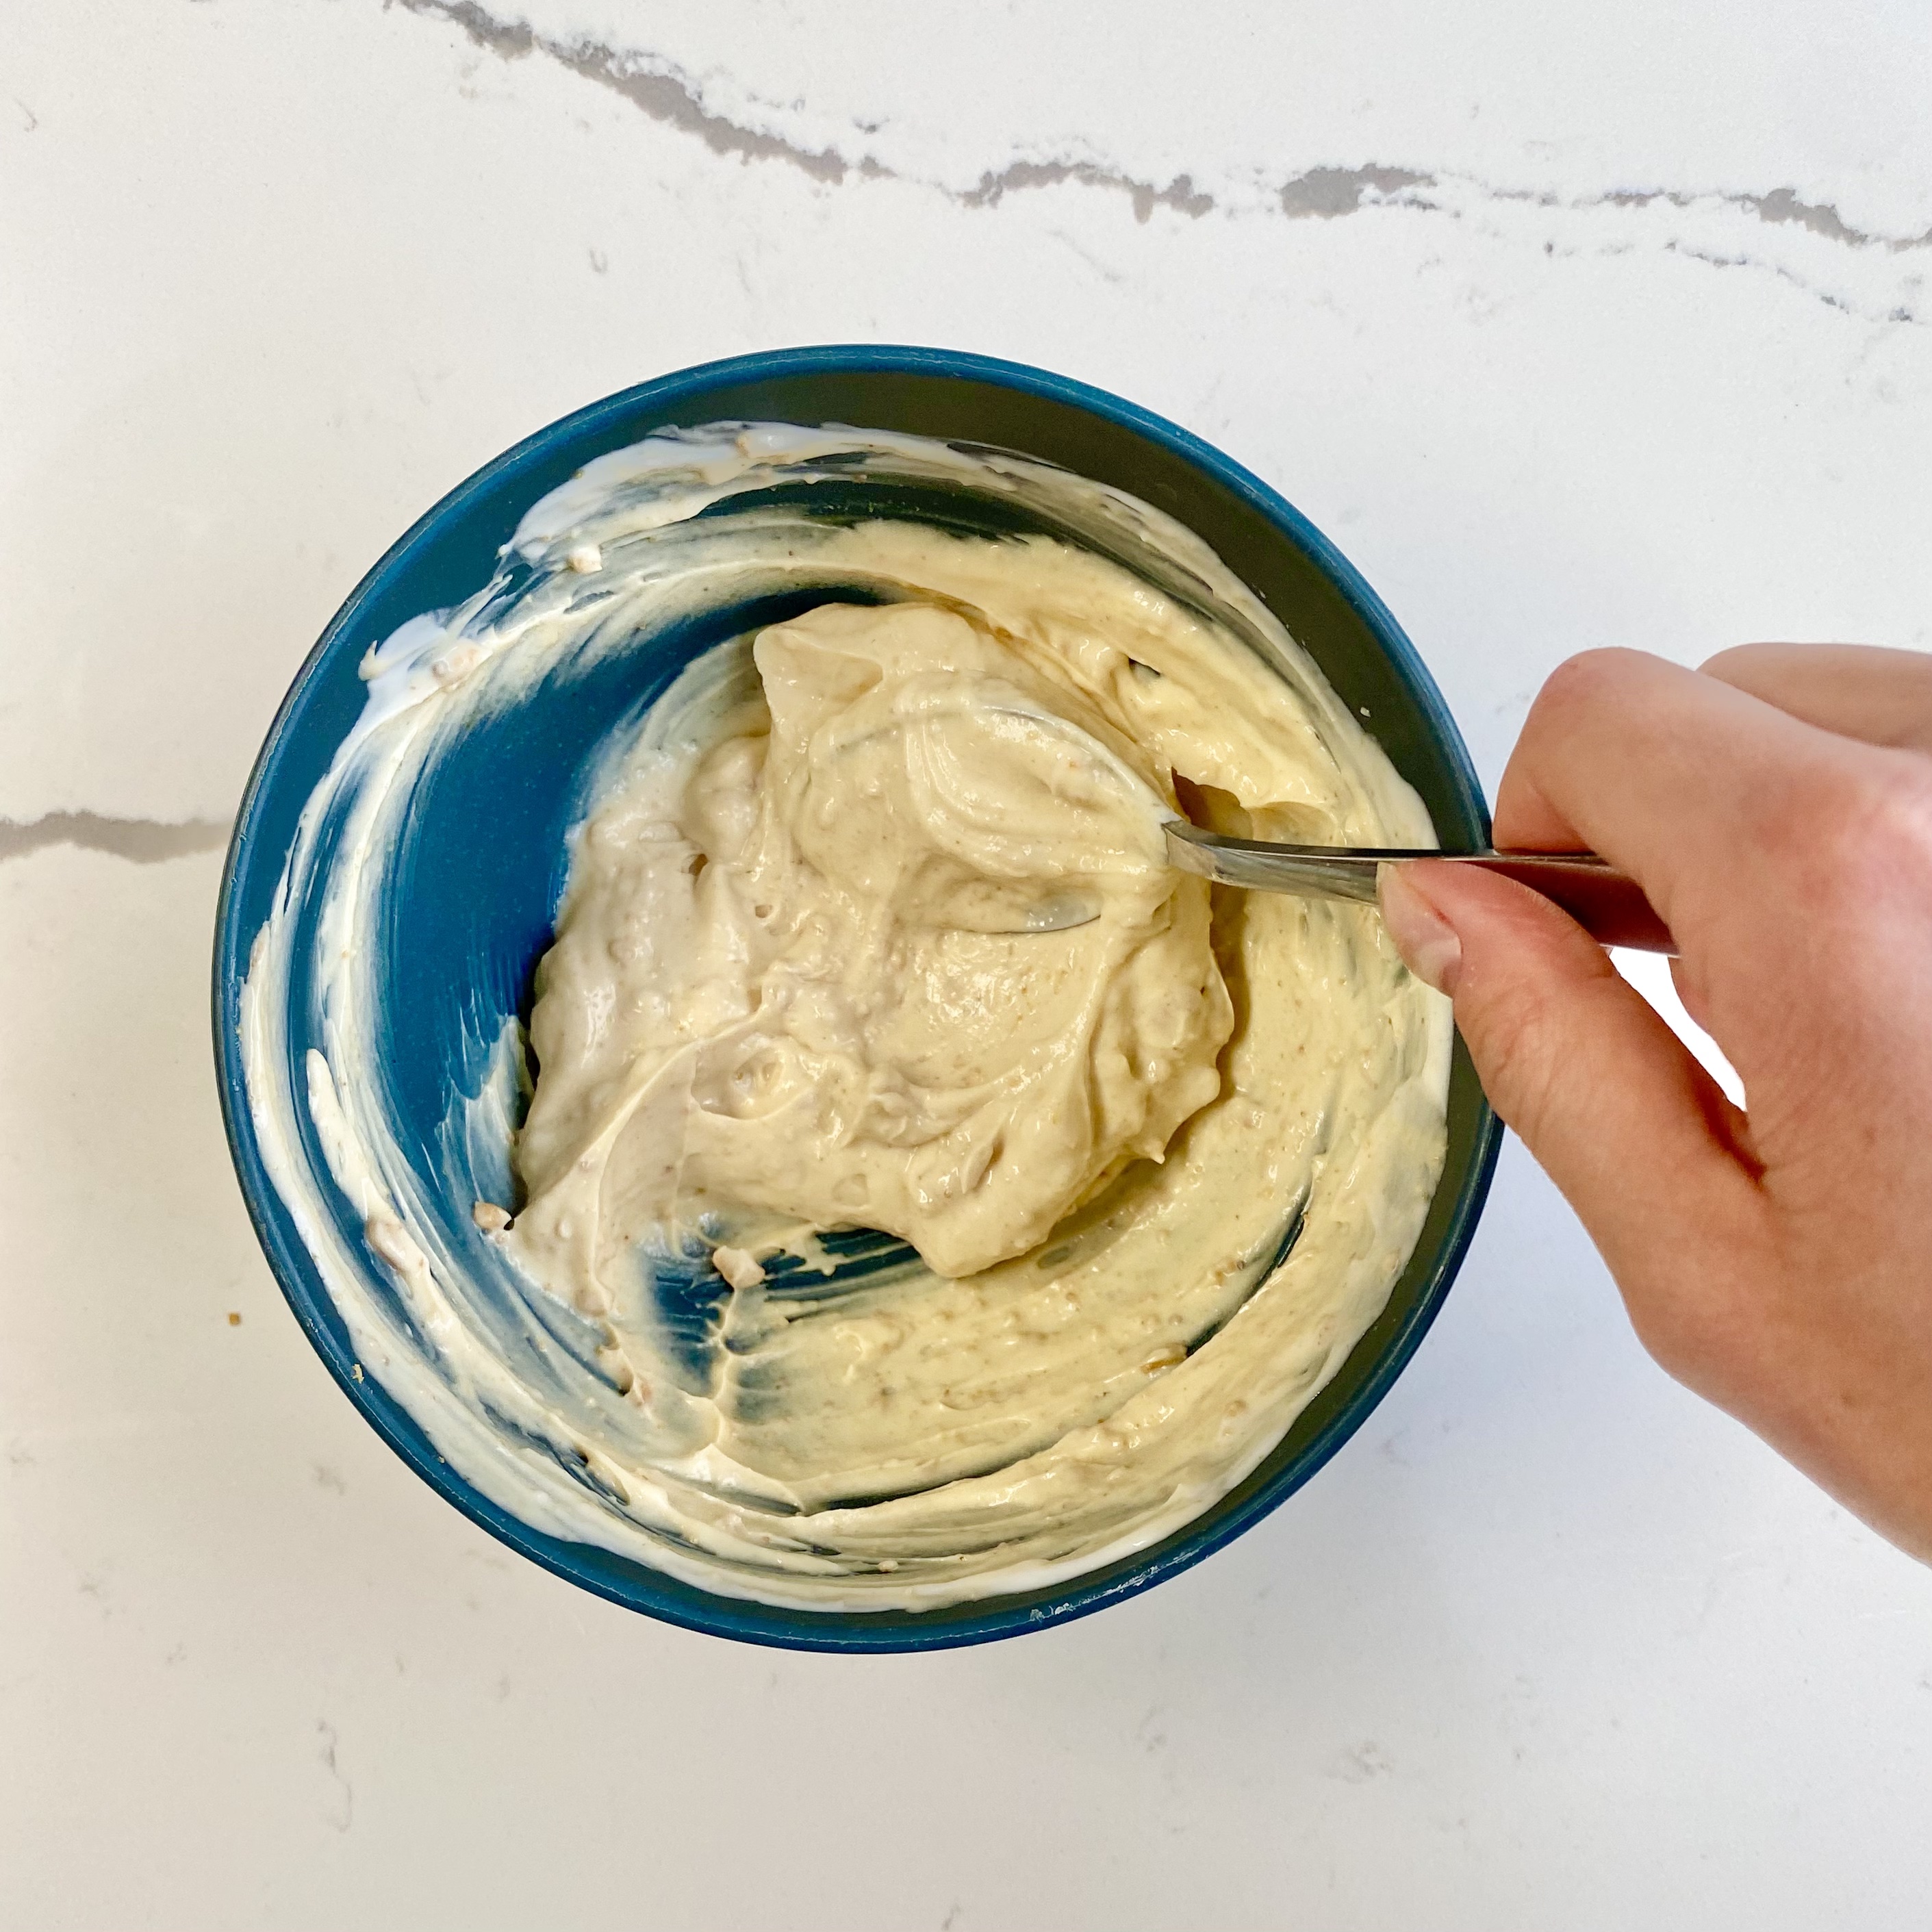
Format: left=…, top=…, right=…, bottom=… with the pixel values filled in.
left=213, top=345, right=1501, bottom=1651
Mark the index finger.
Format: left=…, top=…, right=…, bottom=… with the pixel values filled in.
left=1491, top=648, right=1867, bottom=948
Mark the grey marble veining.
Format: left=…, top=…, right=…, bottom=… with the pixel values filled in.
left=2, top=3, right=1929, bottom=1927
left=0, top=813, right=230, bottom=865
left=403, top=0, right=1931, bottom=319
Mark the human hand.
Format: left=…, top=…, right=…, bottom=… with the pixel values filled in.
left=1379, top=644, right=1932, bottom=1561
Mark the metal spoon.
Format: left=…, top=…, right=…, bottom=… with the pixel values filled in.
left=1162, top=821, right=1675, bottom=954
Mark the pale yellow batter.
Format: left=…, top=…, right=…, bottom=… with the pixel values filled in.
left=511, top=597, right=1230, bottom=1291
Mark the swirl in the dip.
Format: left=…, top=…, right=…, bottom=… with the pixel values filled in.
left=241, top=425, right=1451, bottom=1610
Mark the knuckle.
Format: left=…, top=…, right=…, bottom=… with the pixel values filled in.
left=1864, top=760, right=1932, bottom=870
left=1762, top=755, right=1932, bottom=909
left=1529, top=648, right=1647, bottom=736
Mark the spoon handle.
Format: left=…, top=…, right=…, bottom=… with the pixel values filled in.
left=1162, top=823, right=1675, bottom=954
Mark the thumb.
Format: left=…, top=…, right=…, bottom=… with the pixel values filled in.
left=1378, top=861, right=1758, bottom=1278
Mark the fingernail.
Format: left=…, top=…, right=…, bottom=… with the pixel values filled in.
left=1378, top=864, right=1463, bottom=995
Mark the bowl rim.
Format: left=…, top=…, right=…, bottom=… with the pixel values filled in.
left=212, top=342, right=1502, bottom=1652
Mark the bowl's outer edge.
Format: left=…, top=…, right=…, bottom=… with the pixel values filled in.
left=212, top=344, right=1503, bottom=1653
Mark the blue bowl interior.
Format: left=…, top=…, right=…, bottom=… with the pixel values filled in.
left=214, top=346, right=1501, bottom=1652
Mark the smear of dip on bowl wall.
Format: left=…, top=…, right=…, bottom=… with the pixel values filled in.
left=215, top=348, right=1501, bottom=1651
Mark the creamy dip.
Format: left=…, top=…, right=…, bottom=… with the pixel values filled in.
left=240, top=424, right=1451, bottom=1612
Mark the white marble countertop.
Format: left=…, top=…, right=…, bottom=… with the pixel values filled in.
left=4, top=4, right=1930, bottom=1927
